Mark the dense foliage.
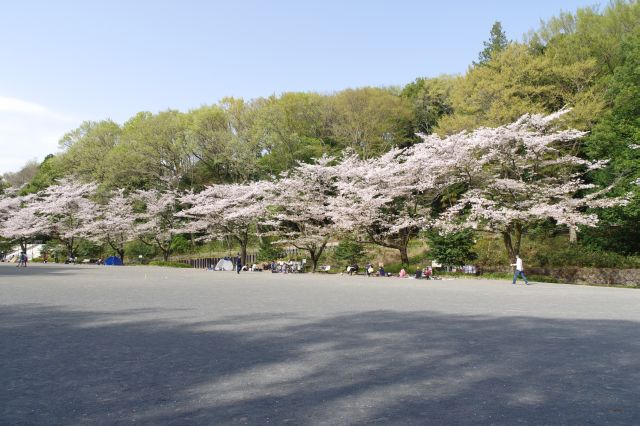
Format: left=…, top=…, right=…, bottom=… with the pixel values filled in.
left=426, top=230, right=477, bottom=267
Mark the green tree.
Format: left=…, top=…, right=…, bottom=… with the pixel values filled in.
left=57, top=120, right=122, bottom=184
left=427, top=230, right=477, bottom=267
left=188, top=99, right=262, bottom=185
left=475, top=21, right=508, bottom=65
left=257, top=239, right=284, bottom=262
left=125, top=239, right=157, bottom=261
left=401, top=76, right=455, bottom=135
left=583, top=28, right=640, bottom=254
left=437, top=43, right=603, bottom=134
left=254, top=92, right=330, bottom=175
left=21, top=155, right=64, bottom=194
left=104, top=110, right=193, bottom=190
left=169, top=235, right=191, bottom=254
left=527, top=1, right=640, bottom=75
left=329, top=87, right=414, bottom=158
left=333, top=238, right=367, bottom=266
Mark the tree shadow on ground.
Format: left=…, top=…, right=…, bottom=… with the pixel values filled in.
left=1, top=305, right=638, bottom=425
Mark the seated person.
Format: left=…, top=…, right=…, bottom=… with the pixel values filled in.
left=415, top=268, right=422, bottom=279
left=424, top=267, right=433, bottom=279
left=365, top=263, right=374, bottom=276
left=399, top=268, right=407, bottom=278
left=349, top=263, right=359, bottom=275
left=378, top=266, right=386, bottom=277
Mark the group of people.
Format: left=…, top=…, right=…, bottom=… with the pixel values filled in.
left=5, top=248, right=531, bottom=285
left=1, top=251, right=29, bottom=266
left=268, top=260, right=305, bottom=273
left=15, top=251, right=28, bottom=267
left=342, top=255, right=530, bottom=284
left=344, top=263, right=437, bottom=279
left=231, top=255, right=306, bottom=274
left=405, top=266, right=435, bottom=279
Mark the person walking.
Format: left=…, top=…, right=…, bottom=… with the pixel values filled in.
left=235, top=254, right=242, bottom=274
left=511, top=255, right=529, bottom=285
left=16, top=252, right=27, bottom=267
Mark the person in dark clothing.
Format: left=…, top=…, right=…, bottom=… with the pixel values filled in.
left=349, top=263, right=359, bottom=275
left=236, top=254, right=242, bottom=274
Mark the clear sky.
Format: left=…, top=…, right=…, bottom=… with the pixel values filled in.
left=0, top=0, right=599, bottom=173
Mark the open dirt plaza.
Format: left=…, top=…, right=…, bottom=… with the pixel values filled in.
left=1, top=263, right=639, bottom=425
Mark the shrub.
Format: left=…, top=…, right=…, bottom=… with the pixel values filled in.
left=257, top=240, right=285, bottom=262
left=473, top=235, right=640, bottom=269
left=532, top=245, right=640, bottom=268
left=75, top=239, right=102, bottom=258
left=426, top=230, right=477, bottom=267
left=333, top=238, right=367, bottom=267
left=126, top=239, right=157, bottom=259
left=170, top=235, right=191, bottom=254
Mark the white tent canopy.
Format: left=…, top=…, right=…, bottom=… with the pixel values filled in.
left=215, top=258, right=234, bottom=271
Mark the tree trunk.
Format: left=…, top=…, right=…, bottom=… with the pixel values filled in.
left=240, top=238, right=248, bottom=266
left=513, top=224, right=522, bottom=257
left=365, top=228, right=413, bottom=266
left=155, top=237, right=170, bottom=262
left=309, top=250, right=320, bottom=273
left=65, top=237, right=75, bottom=259
left=306, top=240, right=328, bottom=273
left=502, top=231, right=516, bottom=260
left=108, top=236, right=125, bottom=264
left=399, top=245, right=409, bottom=265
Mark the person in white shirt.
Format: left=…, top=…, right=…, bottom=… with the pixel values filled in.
left=511, top=255, right=529, bottom=285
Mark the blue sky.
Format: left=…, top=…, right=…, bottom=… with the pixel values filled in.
left=1, top=0, right=598, bottom=173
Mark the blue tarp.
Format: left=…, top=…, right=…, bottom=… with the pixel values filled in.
left=105, top=256, right=123, bottom=266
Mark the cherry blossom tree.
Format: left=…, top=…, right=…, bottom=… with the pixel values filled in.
left=133, top=188, right=183, bottom=261
left=180, top=180, right=274, bottom=265
left=330, top=144, right=453, bottom=264
left=263, top=157, right=338, bottom=272
left=0, top=190, right=21, bottom=224
left=35, top=180, right=98, bottom=258
left=329, top=127, right=479, bottom=264
left=0, top=193, right=49, bottom=253
left=435, top=110, right=627, bottom=259
left=81, top=189, right=136, bottom=262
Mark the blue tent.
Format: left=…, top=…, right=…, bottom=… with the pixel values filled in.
left=105, top=256, right=123, bottom=266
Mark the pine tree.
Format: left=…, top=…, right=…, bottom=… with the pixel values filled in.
left=475, top=21, right=508, bottom=65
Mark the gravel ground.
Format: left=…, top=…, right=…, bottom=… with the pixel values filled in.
left=1, top=263, right=639, bottom=425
